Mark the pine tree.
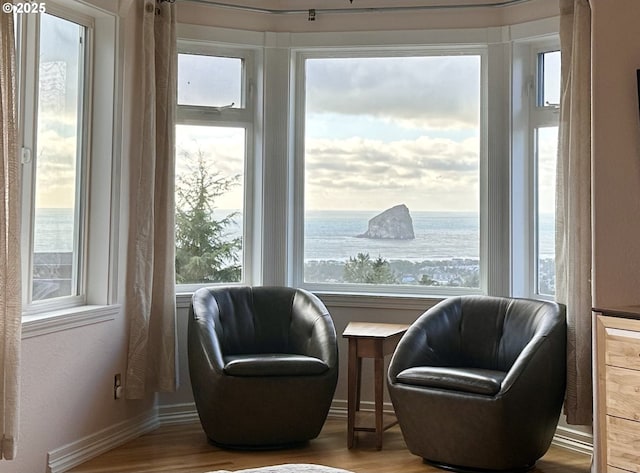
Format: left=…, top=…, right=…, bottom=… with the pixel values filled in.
left=175, top=149, right=242, bottom=284
left=343, top=252, right=397, bottom=284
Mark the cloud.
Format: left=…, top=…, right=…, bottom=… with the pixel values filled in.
left=305, top=55, right=480, bottom=130
left=537, top=127, right=558, bottom=213
left=305, top=136, right=479, bottom=211
left=176, top=125, right=245, bottom=209
left=33, top=125, right=78, bottom=208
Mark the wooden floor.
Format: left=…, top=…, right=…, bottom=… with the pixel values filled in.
left=68, top=419, right=592, bottom=473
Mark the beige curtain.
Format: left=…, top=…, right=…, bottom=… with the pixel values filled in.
left=125, top=0, right=178, bottom=399
left=556, top=0, right=592, bottom=426
left=0, top=5, right=21, bottom=460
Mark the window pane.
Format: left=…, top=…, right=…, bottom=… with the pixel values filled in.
left=539, top=50, right=560, bottom=107
left=178, top=53, right=242, bottom=108
left=536, top=126, right=557, bottom=296
left=304, top=55, right=481, bottom=289
left=32, top=14, right=84, bottom=301
left=175, top=125, right=245, bottom=284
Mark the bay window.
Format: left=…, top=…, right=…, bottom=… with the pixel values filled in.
left=511, top=38, right=560, bottom=300
left=177, top=23, right=559, bottom=300
left=18, top=1, right=119, bottom=323
left=175, top=46, right=256, bottom=291
left=294, top=51, right=483, bottom=295
left=20, top=10, right=88, bottom=310
left=533, top=49, right=560, bottom=297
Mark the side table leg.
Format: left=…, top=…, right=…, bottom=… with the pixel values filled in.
left=347, top=339, right=358, bottom=449
left=374, top=355, right=384, bottom=450
left=355, top=356, right=362, bottom=411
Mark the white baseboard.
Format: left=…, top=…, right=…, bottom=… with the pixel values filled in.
left=153, top=400, right=388, bottom=424
left=47, top=410, right=159, bottom=473
left=157, top=402, right=200, bottom=425
left=47, top=400, right=593, bottom=473
left=328, top=399, right=395, bottom=419
left=551, top=425, right=594, bottom=457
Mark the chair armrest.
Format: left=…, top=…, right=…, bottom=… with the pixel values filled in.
left=188, top=289, right=226, bottom=374
left=499, top=320, right=566, bottom=399
left=389, top=323, right=445, bottom=381
left=290, top=290, right=338, bottom=369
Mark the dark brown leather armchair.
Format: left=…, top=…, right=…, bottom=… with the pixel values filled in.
left=388, top=296, right=566, bottom=472
left=188, top=286, right=338, bottom=448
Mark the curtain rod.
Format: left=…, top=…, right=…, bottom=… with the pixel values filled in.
left=180, top=0, right=532, bottom=15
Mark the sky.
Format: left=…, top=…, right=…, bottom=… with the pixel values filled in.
left=175, top=125, right=245, bottom=211
left=174, top=52, right=559, bottom=215
left=34, top=13, right=82, bottom=209
left=304, top=55, right=481, bottom=213
left=175, top=53, right=483, bottom=214
left=36, top=45, right=558, bottom=216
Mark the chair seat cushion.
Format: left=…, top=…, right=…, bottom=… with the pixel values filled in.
left=223, top=354, right=329, bottom=377
left=396, top=366, right=506, bottom=395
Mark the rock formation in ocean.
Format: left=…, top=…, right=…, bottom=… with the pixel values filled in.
left=357, top=204, right=415, bottom=240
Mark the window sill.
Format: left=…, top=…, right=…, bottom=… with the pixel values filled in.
left=21, top=304, right=120, bottom=339
left=313, top=291, right=443, bottom=311
left=176, top=292, right=194, bottom=309
left=176, top=289, right=444, bottom=312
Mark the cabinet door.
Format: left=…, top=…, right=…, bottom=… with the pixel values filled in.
left=605, top=327, right=640, bottom=370
left=607, top=416, right=640, bottom=472
left=606, top=365, right=640, bottom=421
left=597, top=314, right=640, bottom=473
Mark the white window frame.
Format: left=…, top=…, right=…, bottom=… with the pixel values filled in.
left=175, top=42, right=259, bottom=294
left=170, top=22, right=559, bottom=301
left=17, top=0, right=120, bottom=322
left=511, top=33, right=560, bottom=300
left=291, top=46, right=490, bottom=297
left=531, top=43, right=560, bottom=299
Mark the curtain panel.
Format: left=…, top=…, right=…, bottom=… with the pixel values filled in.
left=124, top=0, right=178, bottom=399
left=556, top=0, right=593, bottom=426
left=0, top=5, right=22, bottom=460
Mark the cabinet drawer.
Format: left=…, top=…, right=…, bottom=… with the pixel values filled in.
left=607, top=365, right=640, bottom=420
left=607, top=416, right=640, bottom=472
left=605, top=327, right=640, bottom=370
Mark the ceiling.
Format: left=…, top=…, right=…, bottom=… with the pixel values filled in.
left=183, top=0, right=534, bottom=15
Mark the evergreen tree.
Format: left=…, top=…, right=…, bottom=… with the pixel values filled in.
left=175, top=149, right=242, bottom=284
left=419, top=274, right=439, bottom=286
left=343, top=252, right=397, bottom=284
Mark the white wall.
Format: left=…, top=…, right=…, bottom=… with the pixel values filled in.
left=7, top=316, right=155, bottom=473
left=591, top=0, right=640, bottom=308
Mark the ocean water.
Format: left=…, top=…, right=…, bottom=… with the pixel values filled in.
left=33, top=208, right=554, bottom=262
left=33, top=208, right=75, bottom=253
left=305, top=210, right=555, bottom=262
left=305, top=210, right=479, bottom=262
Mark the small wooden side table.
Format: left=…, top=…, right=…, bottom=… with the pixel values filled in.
left=342, top=321, right=409, bottom=450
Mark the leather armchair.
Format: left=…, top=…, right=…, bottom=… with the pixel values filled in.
left=188, top=286, right=338, bottom=448
left=388, top=296, right=566, bottom=472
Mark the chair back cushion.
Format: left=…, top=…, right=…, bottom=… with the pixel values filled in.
left=192, top=286, right=335, bottom=360
left=207, top=286, right=295, bottom=355
left=416, top=296, right=564, bottom=371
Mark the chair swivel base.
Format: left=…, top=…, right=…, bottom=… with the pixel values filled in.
left=423, top=458, right=535, bottom=473
left=208, top=437, right=309, bottom=451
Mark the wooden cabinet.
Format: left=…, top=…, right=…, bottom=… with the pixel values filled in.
left=595, top=308, right=640, bottom=473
